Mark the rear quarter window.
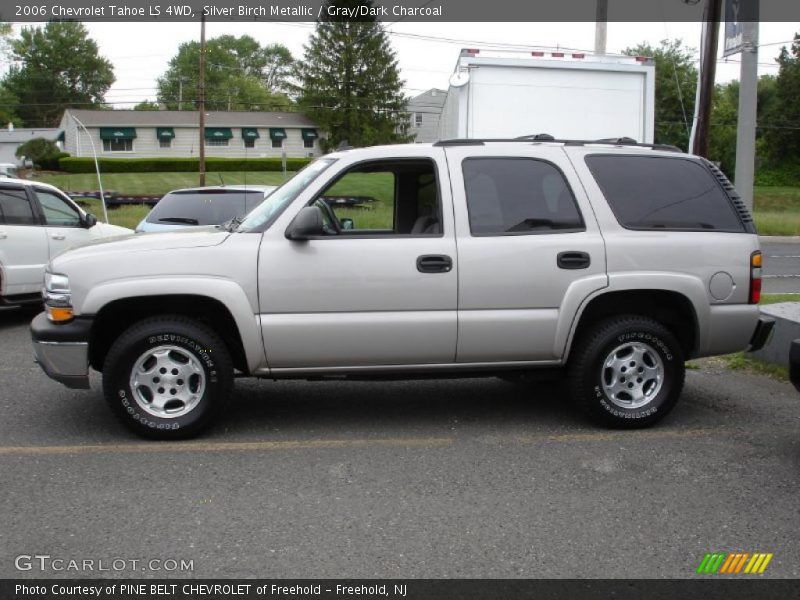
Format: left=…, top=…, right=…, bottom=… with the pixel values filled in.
left=585, top=155, right=745, bottom=232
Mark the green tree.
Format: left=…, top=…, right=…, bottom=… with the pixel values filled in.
left=296, top=0, right=411, bottom=150
left=0, top=85, right=21, bottom=127
left=624, top=39, right=697, bottom=151
left=15, top=137, right=61, bottom=167
left=157, top=35, right=294, bottom=111
left=765, top=33, right=800, bottom=163
left=133, top=100, right=161, bottom=111
left=2, top=22, right=114, bottom=127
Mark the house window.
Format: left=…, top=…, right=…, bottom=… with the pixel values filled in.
left=102, top=139, right=133, bottom=152
left=159, top=139, right=172, bottom=149
left=244, top=139, right=256, bottom=149
left=206, top=138, right=229, bottom=147
left=303, top=139, right=314, bottom=149
left=272, top=139, right=283, bottom=149
left=415, top=113, right=423, bottom=127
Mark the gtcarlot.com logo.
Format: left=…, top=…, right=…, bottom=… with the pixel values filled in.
left=15, top=554, right=194, bottom=573
left=696, top=552, right=773, bottom=574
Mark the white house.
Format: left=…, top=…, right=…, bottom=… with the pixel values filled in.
left=406, top=89, right=447, bottom=143
left=58, top=109, right=323, bottom=159
left=0, top=126, right=62, bottom=166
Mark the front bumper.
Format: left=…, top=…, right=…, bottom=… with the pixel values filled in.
left=747, top=316, right=775, bottom=352
left=791, top=340, right=800, bottom=394
left=31, top=312, right=92, bottom=389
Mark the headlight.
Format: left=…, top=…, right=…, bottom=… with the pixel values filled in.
left=44, top=272, right=70, bottom=293
left=43, top=272, right=74, bottom=323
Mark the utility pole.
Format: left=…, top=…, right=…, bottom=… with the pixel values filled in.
left=178, top=78, right=183, bottom=111
left=692, top=0, right=723, bottom=157
left=734, top=21, right=759, bottom=211
left=595, top=0, right=608, bottom=55
left=198, top=13, right=206, bottom=187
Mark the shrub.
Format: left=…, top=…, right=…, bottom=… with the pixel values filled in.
left=59, top=156, right=313, bottom=174
left=39, top=151, right=70, bottom=171
left=15, top=138, right=62, bottom=168
left=755, top=162, right=800, bottom=187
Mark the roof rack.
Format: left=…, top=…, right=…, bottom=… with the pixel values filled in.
left=433, top=136, right=683, bottom=153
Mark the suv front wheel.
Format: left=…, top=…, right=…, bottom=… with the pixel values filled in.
left=568, top=316, right=685, bottom=428
left=102, top=315, right=233, bottom=439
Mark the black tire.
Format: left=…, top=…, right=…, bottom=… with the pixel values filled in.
left=102, top=315, right=233, bottom=439
left=568, top=315, right=685, bottom=428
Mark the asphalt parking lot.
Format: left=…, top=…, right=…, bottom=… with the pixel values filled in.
left=1, top=306, right=799, bottom=579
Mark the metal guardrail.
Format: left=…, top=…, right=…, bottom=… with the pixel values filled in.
left=67, top=191, right=162, bottom=207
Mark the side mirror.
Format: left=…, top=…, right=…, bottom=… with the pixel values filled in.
left=285, top=205, right=325, bottom=241
left=83, top=213, right=98, bottom=228
left=340, top=218, right=354, bottom=231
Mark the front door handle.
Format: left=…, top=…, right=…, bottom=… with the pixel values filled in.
left=557, top=251, right=591, bottom=270
left=417, top=254, right=453, bottom=273
left=50, top=234, right=65, bottom=240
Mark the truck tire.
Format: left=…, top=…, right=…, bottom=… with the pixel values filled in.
left=568, top=316, right=685, bottom=428
left=102, top=315, right=233, bottom=439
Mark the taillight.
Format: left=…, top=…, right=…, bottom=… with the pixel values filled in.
left=749, top=251, right=762, bottom=304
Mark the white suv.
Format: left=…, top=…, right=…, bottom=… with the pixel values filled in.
left=31, top=139, right=773, bottom=438
left=0, top=179, right=131, bottom=304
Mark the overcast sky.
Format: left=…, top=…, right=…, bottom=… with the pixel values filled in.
left=6, top=20, right=800, bottom=106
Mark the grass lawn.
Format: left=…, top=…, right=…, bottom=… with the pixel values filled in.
left=34, top=171, right=292, bottom=196
left=760, top=293, right=800, bottom=305
left=753, top=186, right=800, bottom=236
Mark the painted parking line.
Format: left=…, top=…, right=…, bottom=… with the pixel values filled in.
left=0, top=428, right=728, bottom=457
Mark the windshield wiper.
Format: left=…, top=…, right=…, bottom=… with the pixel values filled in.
left=158, top=217, right=200, bottom=225
left=223, top=214, right=245, bottom=232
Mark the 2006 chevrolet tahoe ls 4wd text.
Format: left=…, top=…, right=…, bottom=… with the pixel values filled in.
left=31, top=138, right=774, bottom=438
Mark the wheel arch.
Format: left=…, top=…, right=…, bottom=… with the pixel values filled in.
left=88, top=294, right=256, bottom=375
left=565, top=288, right=701, bottom=361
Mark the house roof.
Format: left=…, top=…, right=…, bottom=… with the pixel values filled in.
left=0, top=128, right=61, bottom=143
left=62, top=109, right=317, bottom=128
left=408, top=88, right=447, bottom=108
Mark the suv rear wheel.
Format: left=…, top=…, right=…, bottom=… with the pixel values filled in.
left=102, top=315, right=233, bottom=439
left=568, top=316, right=685, bottom=428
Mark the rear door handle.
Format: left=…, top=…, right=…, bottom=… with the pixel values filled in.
left=557, top=251, right=591, bottom=269
left=50, top=234, right=65, bottom=240
left=417, top=254, right=453, bottom=273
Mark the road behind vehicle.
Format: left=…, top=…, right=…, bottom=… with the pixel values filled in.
left=440, top=48, right=655, bottom=142
left=135, top=185, right=277, bottom=233
left=0, top=178, right=131, bottom=305
left=31, top=138, right=772, bottom=439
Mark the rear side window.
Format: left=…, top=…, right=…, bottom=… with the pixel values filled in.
left=585, top=155, right=744, bottom=232
left=0, top=187, right=36, bottom=225
left=146, top=190, right=265, bottom=226
left=462, top=158, right=584, bottom=235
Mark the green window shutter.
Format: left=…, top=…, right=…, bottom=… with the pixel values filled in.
left=269, top=128, right=287, bottom=141
left=204, top=127, right=233, bottom=140
left=301, top=128, right=318, bottom=141
left=156, top=127, right=175, bottom=139
left=99, top=127, right=137, bottom=140
left=241, top=127, right=260, bottom=139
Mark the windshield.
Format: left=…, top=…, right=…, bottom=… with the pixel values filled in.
left=146, top=190, right=267, bottom=226
left=238, top=159, right=336, bottom=231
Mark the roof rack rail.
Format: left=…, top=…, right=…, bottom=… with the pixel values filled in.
left=433, top=137, right=683, bottom=152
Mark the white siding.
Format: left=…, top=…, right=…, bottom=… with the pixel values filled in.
left=60, top=122, right=321, bottom=159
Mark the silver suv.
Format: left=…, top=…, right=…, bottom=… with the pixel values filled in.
left=31, top=139, right=774, bottom=438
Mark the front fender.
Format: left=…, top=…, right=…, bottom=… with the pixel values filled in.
left=81, top=277, right=266, bottom=373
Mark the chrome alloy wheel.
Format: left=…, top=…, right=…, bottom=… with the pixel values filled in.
left=601, top=341, right=664, bottom=409
left=129, top=345, right=206, bottom=418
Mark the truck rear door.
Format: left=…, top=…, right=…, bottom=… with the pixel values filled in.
left=444, top=143, right=608, bottom=362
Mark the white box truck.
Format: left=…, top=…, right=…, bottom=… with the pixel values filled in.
left=439, top=49, right=656, bottom=143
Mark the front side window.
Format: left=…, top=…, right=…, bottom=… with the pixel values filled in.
left=314, top=159, right=441, bottom=236
left=36, top=190, right=82, bottom=227
left=462, top=158, right=584, bottom=235
left=585, top=155, right=745, bottom=232
left=103, top=139, right=133, bottom=152
left=0, top=187, right=36, bottom=225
